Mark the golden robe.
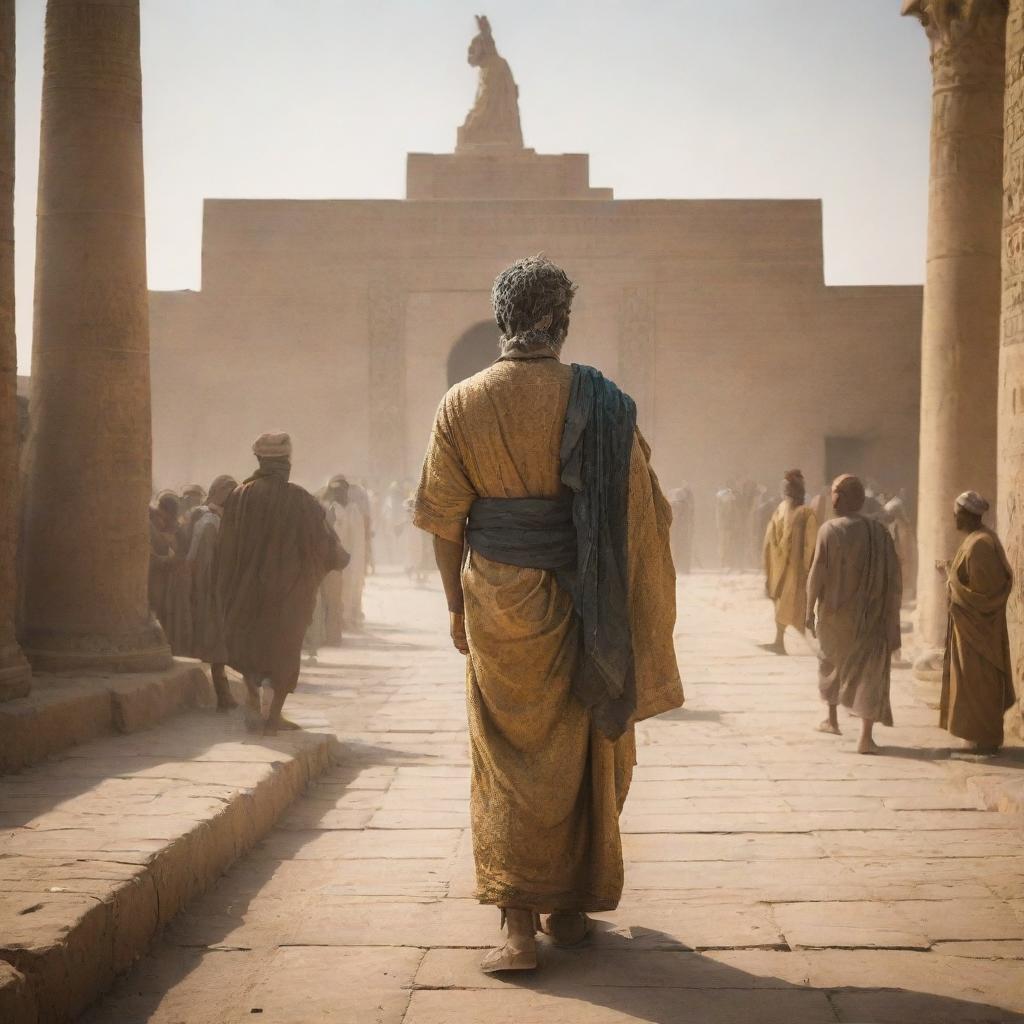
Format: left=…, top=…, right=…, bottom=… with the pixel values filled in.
left=763, top=500, right=818, bottom=631
left=941, top=528, right=1015, bottom=749
left=415, top=352, right=682, bottom=912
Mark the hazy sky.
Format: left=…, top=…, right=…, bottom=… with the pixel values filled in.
left=12, top=0, right=932, bottom=368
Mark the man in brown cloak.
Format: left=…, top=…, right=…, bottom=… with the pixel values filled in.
left=941, top=491, right=1015, bottom=756
left=806, top=474, right=902, bottom=754
left=216, top=432, right=347, bottom=734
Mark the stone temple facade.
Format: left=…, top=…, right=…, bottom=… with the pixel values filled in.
left=149, top=58, right=922, bottom=556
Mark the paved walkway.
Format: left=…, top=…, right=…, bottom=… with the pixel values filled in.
left=82, top=572, right=1024, bottom=1024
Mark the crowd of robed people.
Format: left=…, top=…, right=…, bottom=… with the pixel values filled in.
left=142, top=252, right=1015, bottom=977
left=147, top=446, right=392, bottom=732
left=761, top=468, right=1015, bottom=758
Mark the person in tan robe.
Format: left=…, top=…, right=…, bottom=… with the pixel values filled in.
left=806, top=474, right=902, bottom=754
left=216, top=432, right=347, bottom=734
left=762, top=469, right=818, bottom=655
left=940, top=491, right=1015, bottom=756
left=415, top=256, right=682, bottom=974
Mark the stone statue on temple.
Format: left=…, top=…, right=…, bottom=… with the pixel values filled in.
left=458, top=15, right=524, bottom=151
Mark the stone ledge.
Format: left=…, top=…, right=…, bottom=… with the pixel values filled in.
left=0, top=710, right=333, bottom=1024
left=0, top=661, right=210, bottom=774
left=0, top=963, right=38, bottom=1024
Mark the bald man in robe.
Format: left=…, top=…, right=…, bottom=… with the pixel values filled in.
left=762, top=469, right=818, bottom=655
left=806, top=474, right=902, bottom=754
left=940, top=491, right=1015, bottom=756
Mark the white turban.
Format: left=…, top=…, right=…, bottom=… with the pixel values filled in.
left=252, top=431, right=291, bottom=459
left=954, top=491, right=989, bottom=516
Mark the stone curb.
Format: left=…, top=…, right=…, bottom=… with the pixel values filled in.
left=0, top=723, right=333, bottom=1024
left=0, top=662, right=211, bottom=773
left=953, top=766, right=1024, bottom=817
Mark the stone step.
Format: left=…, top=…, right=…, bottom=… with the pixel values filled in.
left=0, top=662, right=215, bottom=773
left=0, top=709, right=332, bottom=1024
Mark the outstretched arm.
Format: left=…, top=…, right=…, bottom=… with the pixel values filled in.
left=433, top=530, right=469, bottom=655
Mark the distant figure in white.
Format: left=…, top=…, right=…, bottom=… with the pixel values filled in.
left=325, top=475, right=368, bottom=630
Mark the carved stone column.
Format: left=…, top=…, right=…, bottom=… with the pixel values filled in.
left=0, top=0, right=30, bottom=699
left=903, top=0, right=1006, bottom=688
left=21, top=0, right=170, bottom=671
left=999, top=0, right=1024, bottom=732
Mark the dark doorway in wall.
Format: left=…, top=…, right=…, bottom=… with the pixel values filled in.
left=825, top=436, right=868, bottom=486
left=448, top=321, right=498, bottom=388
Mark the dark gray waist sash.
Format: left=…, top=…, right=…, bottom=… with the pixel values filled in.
left=466, top=497, right=576, bottom=571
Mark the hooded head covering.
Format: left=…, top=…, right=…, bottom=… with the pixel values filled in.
left=955, top=490, right=989, bottom=517
left=252, top=431, right=292, bottom=460
left=207, top=474, right=238, bottom=507
left=832, top=474, right=866, bottom=512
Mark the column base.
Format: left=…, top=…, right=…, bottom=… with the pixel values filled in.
left=21, top=622, right=173, bottom=674
left=0, top=644, right=32, bottom=702
left=912, top=647, right=944, bottom=709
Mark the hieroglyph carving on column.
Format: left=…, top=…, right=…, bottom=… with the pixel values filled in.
left=0, top=0, right=30, bottom=699
left=368, top=283, right=408, bottom=485
left=1000, top=0, right=1024, bottom=729
left=618, top=284, right=656, bottom=436
left=20, top=0, right=170, bottom=671
left=902, top=0, right=1007, bottom=681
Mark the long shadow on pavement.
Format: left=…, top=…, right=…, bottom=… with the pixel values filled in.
left=498, top=925, right=1024, bottom=1023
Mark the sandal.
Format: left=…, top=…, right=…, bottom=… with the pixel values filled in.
left=540, top=911, right=591, bottom=947
left=480, top=909, right=538, bottom=973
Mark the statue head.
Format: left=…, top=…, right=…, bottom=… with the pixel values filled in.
left=468, top=14, right=497, bottom=67
left=491, top=255, right=577, bottom=356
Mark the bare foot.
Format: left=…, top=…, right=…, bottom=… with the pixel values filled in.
left=816, top=720, right=841, bottom=735
left=263, top=716, right=302, bottom=736
left=857, top=738, right=881, bottom=755
left=759, top=642, right=787, bottom=656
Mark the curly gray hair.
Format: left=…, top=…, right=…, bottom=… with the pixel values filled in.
left=491, top=255, right=577, bottom=355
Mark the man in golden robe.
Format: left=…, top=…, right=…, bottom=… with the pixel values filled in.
left=414, top=256, right=683, bottom=974
left=941, top=491, right=1015, bottom=756
left=806, top=474, right=902, bottom=754
left=762, top=469, right=818, bottom=655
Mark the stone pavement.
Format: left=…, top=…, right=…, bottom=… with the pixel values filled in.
left=80, top=571, right=1024, bottom=1024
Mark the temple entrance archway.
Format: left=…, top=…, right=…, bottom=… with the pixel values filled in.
left=447, top=321, right=498, bottom=388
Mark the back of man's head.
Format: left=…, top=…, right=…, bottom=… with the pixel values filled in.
left=832, top=474, right=866, bottom=515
